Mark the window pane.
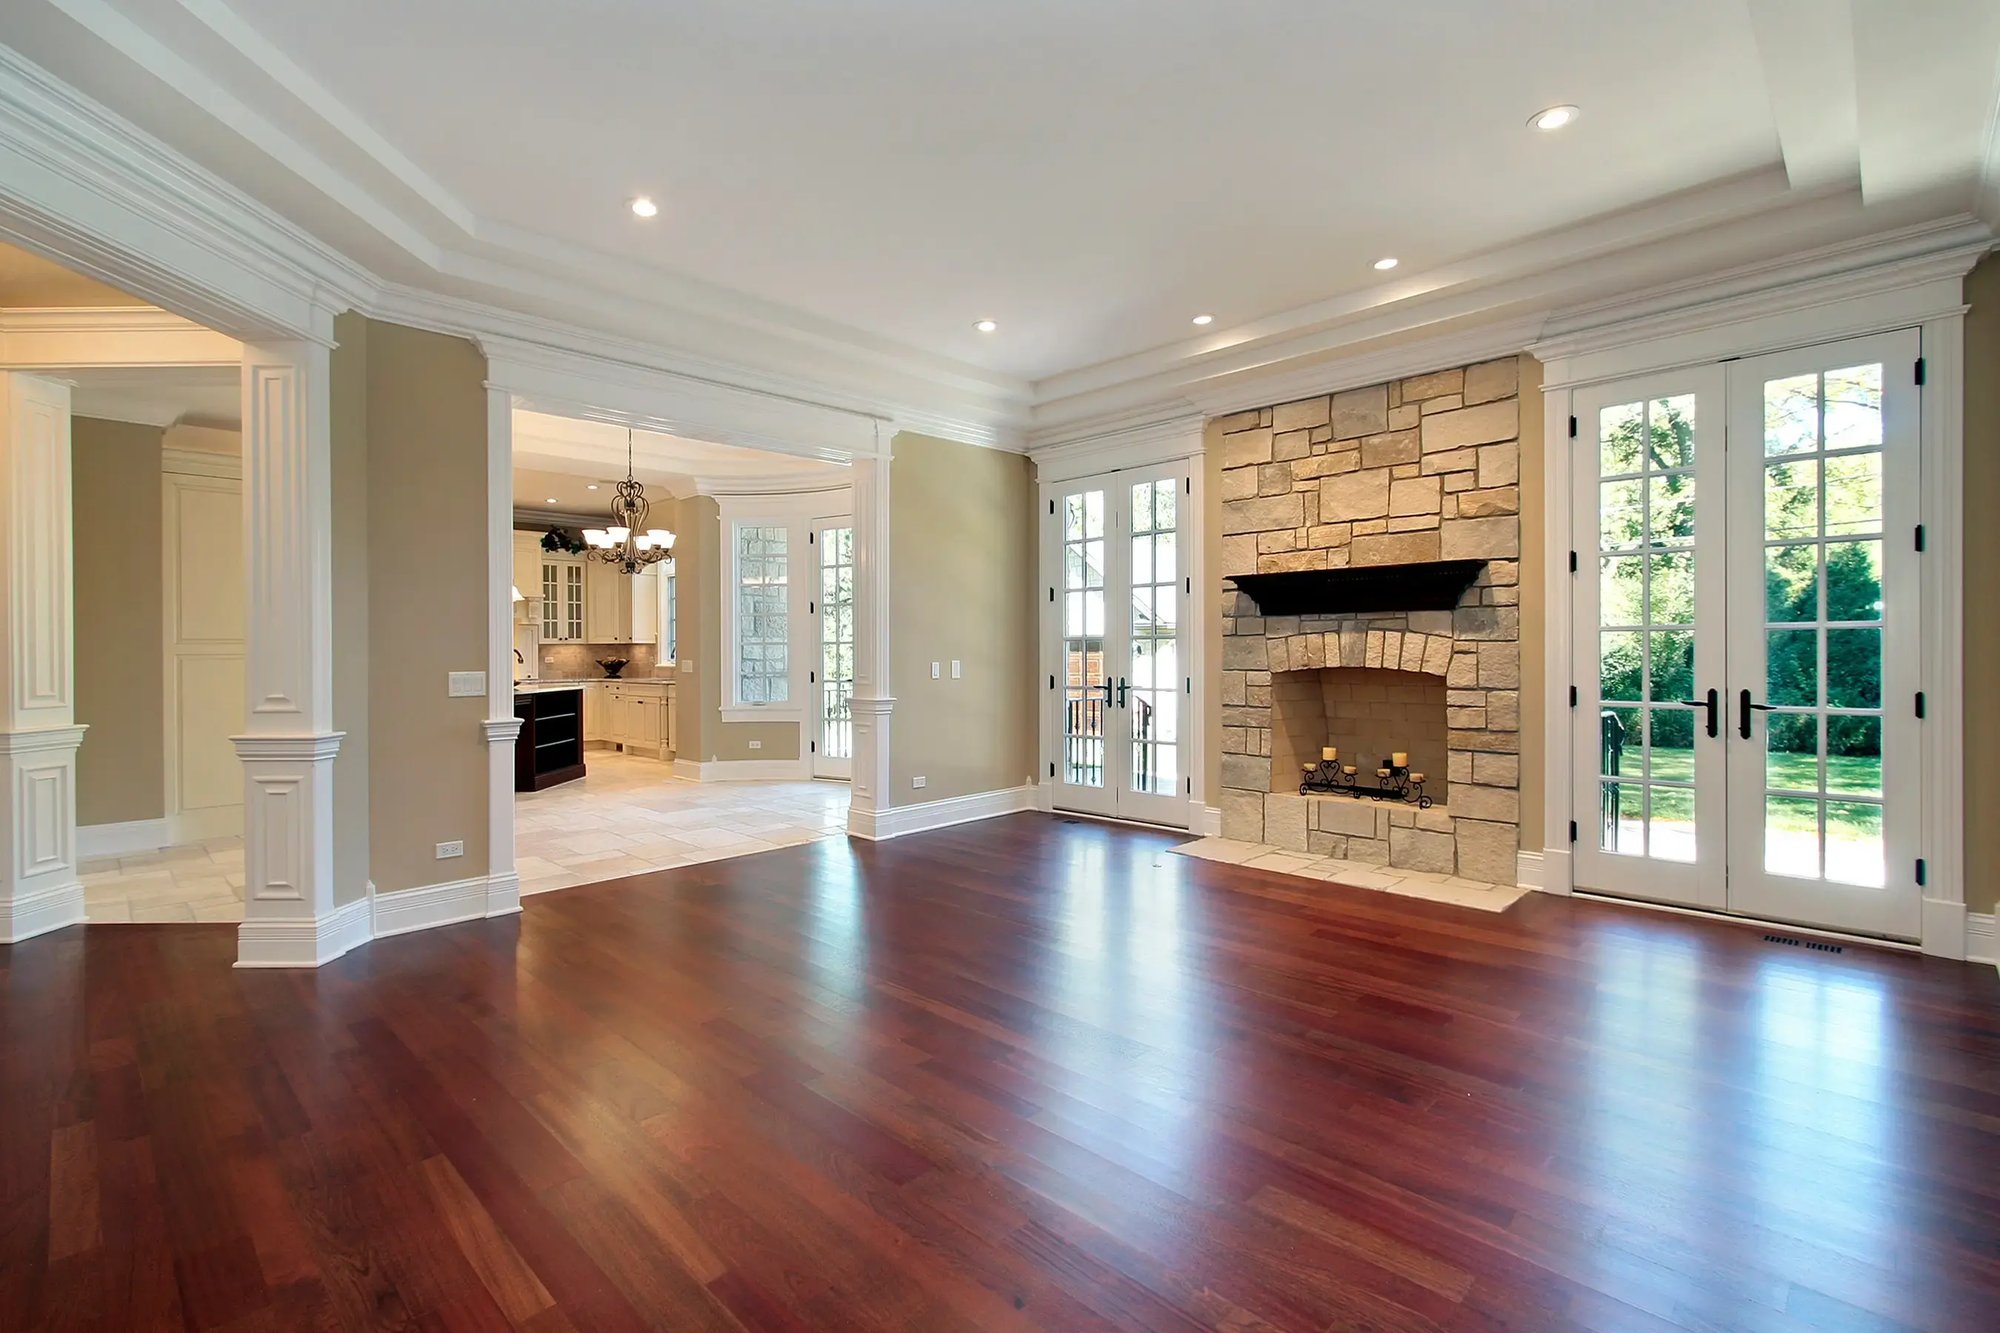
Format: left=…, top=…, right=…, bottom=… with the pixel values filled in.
left=1823, top=453, right=1882, bottom=536
left=1600, top=402, right=1644, bottom=475
left=1822, top=365, right=1882, bottom=450
left=1763, top=373, right=1819, bottom=456
left=1600, top=556, right=1643, bottom=627
left=1826, top=629, right=1881, bottom=708
left=1766, top=629, right=1817, bottom=707
left=1765, top=797, right=1821, bottom=879
left=735, top=524, right=789, bottom=705
left=1648, top=787, right=1696, bottom=863
left=1646, top=396, right=1696, bottom=469
left=1646, top=552, right=1693, bottom=625
left=1764, top=459, right=1819, bottom=540
left=1825, top=802, right=1885, bottom=886
left=1826, top=716, right=1882, bottom=798
left=1825, top=541, right=1883, bottom=621
left=1765, top=544, right=1818, bottom=623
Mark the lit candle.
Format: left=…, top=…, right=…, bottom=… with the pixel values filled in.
left=1391, top=751, right=1408, bottom=767
left=1322, top=746, right=1338, bottom=762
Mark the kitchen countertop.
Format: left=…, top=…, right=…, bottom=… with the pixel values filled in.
left=513, top=678, right=674, bottom=694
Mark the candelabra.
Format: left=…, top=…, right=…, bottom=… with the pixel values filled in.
left=1299, top=752, right=1431, bottom=807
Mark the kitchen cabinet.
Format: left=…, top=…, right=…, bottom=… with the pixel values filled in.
left=583, top=562, right=658, bottom=645
left=512, top=531, right=543, bottom=624
left=539, top=553, right=585, bottom=642
left=591, top=680, right=674, bottom=757
left=513, top=686, right=585, bottom=791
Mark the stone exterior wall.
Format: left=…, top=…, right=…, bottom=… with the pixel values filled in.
left=1216, top=359, right=1523, bottom=884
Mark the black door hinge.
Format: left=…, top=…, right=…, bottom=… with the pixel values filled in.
left=1914, top=357, right=1926, bottom=386
left=1185, top=478, right=1192, bottom=494
left=1569, top=685, right=1578, bottom=707
left=1569, top=820, right=1579, bottom=844
left=1048, top=499, right=1055, bottom=515
left=1048, top=587, right=1055, bottom=603
left=1568, top=415, right=1578, bottom=438
left=1185, top=576, right=1191, bottom=595
left=1185, top=777, right=1192, bottom=795
left=810, top=740, right=816, bottom=753
left=1049, top=762, right=1056, bottom=778
left=1915, top=691, right=1926, bottom=719
left=808, top=531, right=815, bottom=544
left=1048, top=674, right=1055, bottom=690
left=1185, top=677, right=1192, bottom=695
left=809, top=669, right=816, bottom=683
left=1568, top=550, right=1578, bottom=574
left=1914, top=524, right=1925, bottom=552
left=1916, top=858, right=1927, bottom=887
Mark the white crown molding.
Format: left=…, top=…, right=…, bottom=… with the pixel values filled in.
left=1530, top=214, right=1995, bottom=368
left=161, top=445, right=240, bottom=478
left=1027, top=411, right=1206, bottom=481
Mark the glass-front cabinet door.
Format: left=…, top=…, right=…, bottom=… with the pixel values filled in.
left=1044, top=466, right=1189, bottom=827
left=1569, top=329, right=1923, bottom=940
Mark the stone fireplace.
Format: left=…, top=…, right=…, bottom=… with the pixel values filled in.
left=1217, top=358, right=1523, bottom=885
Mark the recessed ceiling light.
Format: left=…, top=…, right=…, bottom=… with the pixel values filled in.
left=1529, top=104, right=1579, bottom=132
left=629, top=196, right=659, bottom=218
left=586, top=483, right=599, bottom=490
left=1191, top=314, right=1214, bottom=326
left=546, top=497, right=558, bottom=504
left=1373, top=257, right=1399, bottom=271
left=974, top=319, right=998, bottom=333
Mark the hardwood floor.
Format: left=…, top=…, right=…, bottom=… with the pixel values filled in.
left=3, top=814, right=1996, bottom=1331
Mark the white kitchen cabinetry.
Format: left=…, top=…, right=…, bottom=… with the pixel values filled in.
left=583, top=562, right=658, bottom=645
left=590, top=680, right=675, bottom=757
left=512, top=530, right=543, bottom=624
left=540, top=553, right=585, bottom=642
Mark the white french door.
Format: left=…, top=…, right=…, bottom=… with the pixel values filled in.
left=1571, top=330, right=1922, bottom=939
left=813, top=525, right=854, bottom=779
left=1044, top=466, right=1189, bottom=827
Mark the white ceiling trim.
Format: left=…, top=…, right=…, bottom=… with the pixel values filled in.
left=0, top=305, right=243, bottom=367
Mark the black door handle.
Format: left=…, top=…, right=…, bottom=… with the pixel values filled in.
left=1116, top=677, right=1129, bottom=709
left=1677, top=688, right=1718, bottom=739
left=1738, top=689, right=1778, bottom=738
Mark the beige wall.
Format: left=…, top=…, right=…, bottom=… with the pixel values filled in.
left=1963, top=254, right=2000, bottom=916
left=362, top=318, right=491, bottom=894
left=71, top=416, right=166, bottom=826
left=330, top=312, right=371, bottom=906
left=890, top=431, right=1036, bottom=803
left=1516, top=354, right=1546, bottom=850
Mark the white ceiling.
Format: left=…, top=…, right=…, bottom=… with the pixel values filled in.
left=512, top=409, right=847, bottom=508
left=2, top=1, right=1996, bottom=425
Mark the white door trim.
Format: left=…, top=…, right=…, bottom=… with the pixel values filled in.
left=1536, top=259, right=1979, bottom=957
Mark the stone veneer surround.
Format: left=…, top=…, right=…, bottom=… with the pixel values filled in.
left=1217, top=358, right=1523, bottom=885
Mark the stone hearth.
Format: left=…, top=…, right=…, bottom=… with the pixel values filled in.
left=1217, top=358, right=1523, bottom=885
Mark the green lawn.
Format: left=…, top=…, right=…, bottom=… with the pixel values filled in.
left=1621, top=747, right=1881, bottom=837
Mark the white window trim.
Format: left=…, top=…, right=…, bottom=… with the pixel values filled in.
left=1531, top=250, right=1978, bottom=959
left=716, top=490, right=852, bottom=725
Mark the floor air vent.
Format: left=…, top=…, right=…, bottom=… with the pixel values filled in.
left=1763, top=933, right=1843, bottom=954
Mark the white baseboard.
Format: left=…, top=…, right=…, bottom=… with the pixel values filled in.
left=1531, top=846, right=1574, bottom=895
left=370, top=872, right=522, bottom=940
left=78, top=817, right=171, bottom=858
left=848, top=783, right=1036, bottom=841
left=235, top=895, right=371, bottom=968
left=0, top=880, right=86, bottom=943
left=1967, top=913, right=1997, bottom=974
left=78, top=810, right=242, bottom=858
left=1516, top=849, right=1545, bottom=891
left=673, top=757, right=811, bottom=782
left=1194, top=804, right=1223, bottom=837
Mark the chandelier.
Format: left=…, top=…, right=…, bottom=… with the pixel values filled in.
left=582, top=429, right=676, bottom=574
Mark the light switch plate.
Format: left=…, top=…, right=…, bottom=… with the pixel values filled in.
left=447, top=670, right=486, bottom=697
left=930, top=661, right=941, bottom=679
left=951, top=660, right=962, bottom=679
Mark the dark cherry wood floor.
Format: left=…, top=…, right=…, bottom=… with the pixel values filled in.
left=3, top=815, right=1997, bottom=1331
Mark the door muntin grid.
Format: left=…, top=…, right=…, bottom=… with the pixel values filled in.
left=1126, top=479, right=1180, bottom=797
left=819, top=526, right=854, bottom=761
left=1061, top=490, right=1108, bottom=788
left=1594, top=393, right=1700, bottom=863
left=1755, top=364, right=1887, bottom=887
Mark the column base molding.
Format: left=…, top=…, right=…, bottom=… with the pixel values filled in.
left=371, top=872, right=522, bottom=940
left=0, top=880, right=85, bottom=943
left=849, top=783, right=1035, bottom=841
left=235, top=895, right=370, bottom=968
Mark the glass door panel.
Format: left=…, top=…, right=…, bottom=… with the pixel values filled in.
left=815, top=526, right=854, bottom=779
left=1725, top=333, right=1919, bottom=938
left=1572, top=369, right=1728, bottom=910
left=1044, top=468, right=1190, bottom=826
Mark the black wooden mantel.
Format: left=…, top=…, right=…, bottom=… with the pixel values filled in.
left=1227, top=559, right=1486, bottom=617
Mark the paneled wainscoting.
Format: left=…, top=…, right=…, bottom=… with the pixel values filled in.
left=1, top=815, right=1995, bottom=1329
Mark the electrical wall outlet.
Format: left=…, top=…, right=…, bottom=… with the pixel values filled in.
left=447, top=670, right=485, bottom=697
left=951, top=660, right=962, bottom=679
left=748, top=739, right=762, bottom=750
left=912, top=775, right=926, bottom=789
left=435, top=839, right=464, bottom=859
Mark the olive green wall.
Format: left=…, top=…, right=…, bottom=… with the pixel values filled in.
left=71, top=416, right=165, bottom=826
left=1962, top=253, right=1999, bottom=917
left=362, top=318, right=491, bottom=895
left=330, top=313, right=371, bottom=906
left=889, top=431, right=1037, bottom=804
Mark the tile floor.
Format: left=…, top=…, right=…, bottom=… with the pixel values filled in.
left=78, top=751, right=851, bottom=923
left=82, top=836, right=246, bottom=923
left=1170, top=836, right=1528, bottom=912
left=515, top=750, right=851, bottom=896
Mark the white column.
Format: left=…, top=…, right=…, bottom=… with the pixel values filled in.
left=846, top=430, right=895, bottom=838
left=234, top=336, right=352, bottom=966
left=0, top=372, right=86, bottom=943
left=483, top=386, right=522, bottom=915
